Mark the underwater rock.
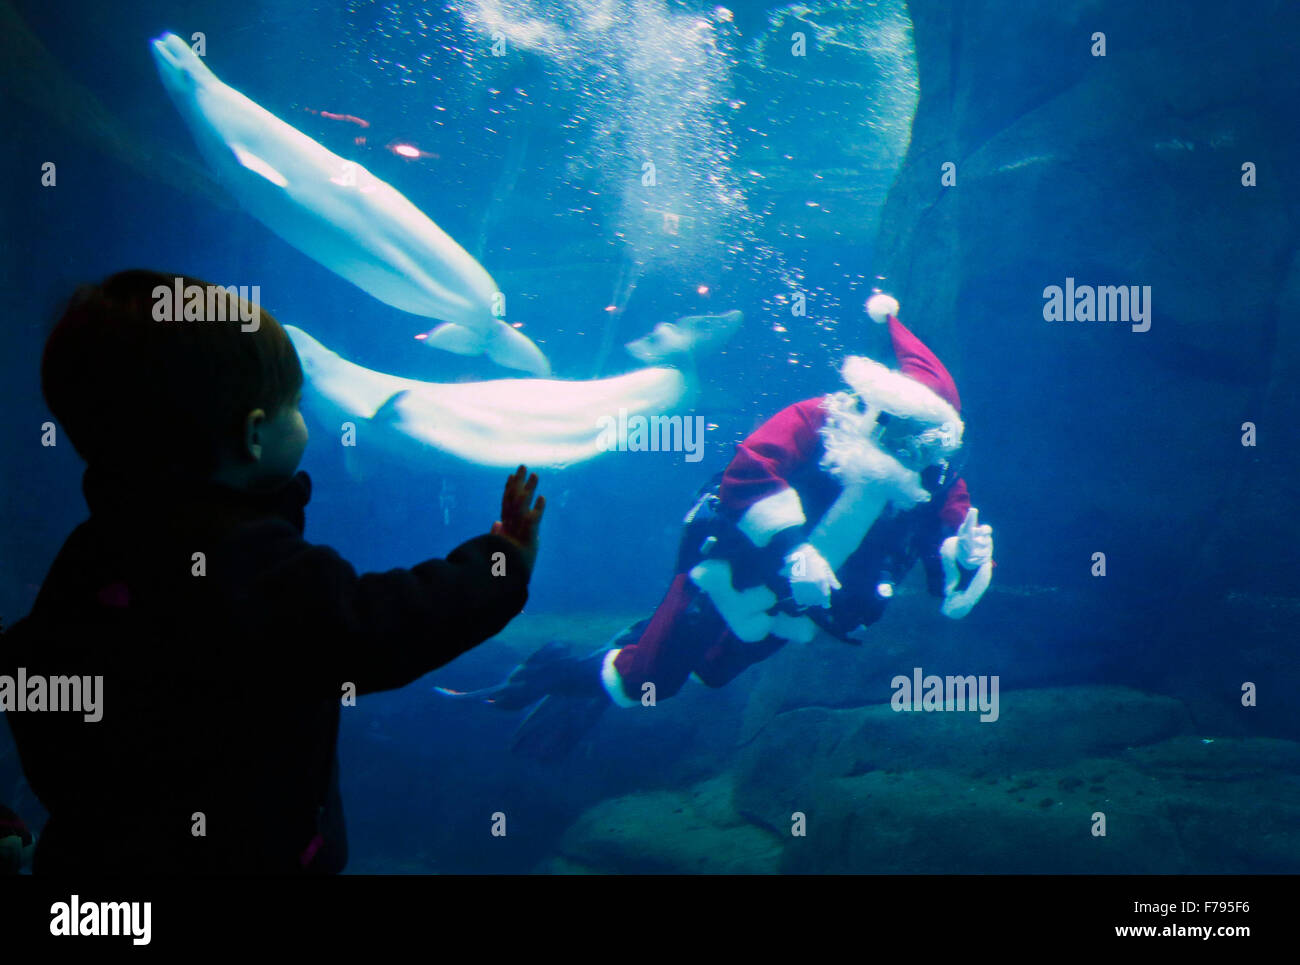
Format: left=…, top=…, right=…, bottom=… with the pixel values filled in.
left=733, top=685, right=1191, bottom=829
left=548, top=746, right=1271, bottom=875
left=1124, top=736, right=1300, bottom=781
left=873, top=0, right=1300, bottom=615
left=777, top=767, right=1188, bottom=874
left=553, top=775, right=783, bottom=874
left=1155, top=783, right=1300, bottom=873
left=723, top=683, right=1300, bottom=872
left=533, top=855, right=601, bottom=874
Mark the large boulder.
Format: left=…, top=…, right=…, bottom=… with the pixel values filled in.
left=546, top=693, right=1300, bottom=872
left=728, top=684, right=1300, bottom=872
left=733, top=685, right=1191, bottom=825
left=550, top=775, right=783, bottom=874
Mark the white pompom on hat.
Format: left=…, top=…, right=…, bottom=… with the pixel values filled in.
left=858, top=293, right=962, bottom=414
left=865, top=293, right=899, bottom=325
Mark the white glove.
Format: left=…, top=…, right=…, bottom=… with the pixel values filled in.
left=782, top=542, right=841, bottom=609
left=955, top=508, right=993, bottom=568
left=940, top=508, right=994, bottom=619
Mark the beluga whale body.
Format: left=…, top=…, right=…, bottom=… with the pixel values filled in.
left=286, top=326, right=687, bottom=469
left=149, top=32, right=550, bottom=375
left=285, top=308, right=742, bottom=469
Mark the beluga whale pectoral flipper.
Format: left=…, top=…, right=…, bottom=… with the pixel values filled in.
left=149, top=31, right=550, bottom=376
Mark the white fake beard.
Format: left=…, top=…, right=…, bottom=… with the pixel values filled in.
left=818, top=391, right=932, bottom=509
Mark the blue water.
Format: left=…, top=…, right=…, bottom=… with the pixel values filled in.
left=2, top=0, right=1297, bottom=874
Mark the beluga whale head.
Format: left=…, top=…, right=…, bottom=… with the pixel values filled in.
left=151, top=32, right=212, bottom=104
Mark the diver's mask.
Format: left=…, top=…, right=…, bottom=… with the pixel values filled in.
left=869, top=411, right=965, bottom=482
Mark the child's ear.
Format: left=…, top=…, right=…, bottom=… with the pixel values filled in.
left=242, top=408, right=268, bottom=461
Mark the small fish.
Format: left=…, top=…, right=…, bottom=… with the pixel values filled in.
left=305, top=108, right=371, bottom=128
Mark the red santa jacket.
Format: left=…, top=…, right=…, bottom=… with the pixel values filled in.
left=718, top=396, right=971, bottom=597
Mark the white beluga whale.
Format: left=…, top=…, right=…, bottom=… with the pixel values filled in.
left=625, top=309, right=743, bottom=364
left=286, top=326, right=688, bottom=469
left=149, top=32, right=550, bottom=376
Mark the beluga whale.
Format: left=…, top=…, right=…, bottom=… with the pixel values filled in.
left=286, top=326, right=686, bottom=469
left=285, top=308, right=741, bottom=469
left=625, top=309, right=743, bottom=364
left=149, top=32, right=550, bottom=376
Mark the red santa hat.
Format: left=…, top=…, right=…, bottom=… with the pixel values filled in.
left=831, top=294, right=962, bottom=446
left=817, top=294, right=963, bottom=494
left=865, top=293, right=961, bottom=413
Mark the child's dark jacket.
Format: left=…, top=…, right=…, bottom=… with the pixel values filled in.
left=1, top=469, right=529, bottom=873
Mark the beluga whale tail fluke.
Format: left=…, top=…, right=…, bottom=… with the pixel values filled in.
left=419, top=317, right=550, bottom=376
left=149, top=31, right=550, bottom=376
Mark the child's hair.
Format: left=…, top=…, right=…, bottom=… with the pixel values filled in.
left=42, top=269, right=303, bottom=477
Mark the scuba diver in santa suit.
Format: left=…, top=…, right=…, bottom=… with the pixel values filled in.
left=438, top=295, right=995, bottom=758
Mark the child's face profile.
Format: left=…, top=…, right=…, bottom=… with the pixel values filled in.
left=218, top=392, right=309, bottom=491
left=254, top=393, right=309, bottom=485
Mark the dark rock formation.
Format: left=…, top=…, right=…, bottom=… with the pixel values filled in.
left=554, top=687, right=1300, bottom=873
left=871, top=0, right=1300, bottom=731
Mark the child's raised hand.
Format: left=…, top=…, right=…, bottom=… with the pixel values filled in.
left=490, top=465, right=545, bottom=571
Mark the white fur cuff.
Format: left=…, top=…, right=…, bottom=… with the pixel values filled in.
left=736, top=487, right=806, bottom=547
left=601, top=649, right=642, bottom=708
left=689, top=560, right=776, bottom=642
left=940, top=537, right=993, bottom=619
